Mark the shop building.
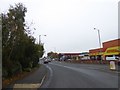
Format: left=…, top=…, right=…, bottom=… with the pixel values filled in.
left=79, top=52, right=90, bottom=60
left=89, top=39, right=120, bottom=60
left=89, top=48, right=103, bottom=60
left=59, top=53, right=81, bottom=61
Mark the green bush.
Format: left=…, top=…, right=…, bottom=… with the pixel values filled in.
left=2, top=68, right=8, bottom=79
left=23, top=68, right=31, bottom=72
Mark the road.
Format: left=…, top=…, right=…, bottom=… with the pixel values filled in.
left=41, top=61, right=118, bottom=88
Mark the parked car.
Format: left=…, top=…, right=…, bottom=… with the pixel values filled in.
left=106, top=56, right=119, bottom=60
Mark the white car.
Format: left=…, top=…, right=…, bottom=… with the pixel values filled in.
left=106, top=56, right=119, bottom=60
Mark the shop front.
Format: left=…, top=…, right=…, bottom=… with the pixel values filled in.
left=89, top=49, right=103, bottom=61
left=103, top=46, right=120, bottom=60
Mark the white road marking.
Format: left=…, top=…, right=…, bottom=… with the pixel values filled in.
left=42, top=64, right=53, bottom=88
left=39, top=75, right=46, bottom=87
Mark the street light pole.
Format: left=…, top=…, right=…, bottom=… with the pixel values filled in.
left=94, top=28, right=102, bottom=62
left=39, top=35, right=46, bottom=45
left=39, top=35, right=47, bottom=57
left=39, top=35, right=41, bottom=45
left=94, top=28, right=102, bottom=49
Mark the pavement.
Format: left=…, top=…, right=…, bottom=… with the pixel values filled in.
left=2, top=64, right=47, bottom=90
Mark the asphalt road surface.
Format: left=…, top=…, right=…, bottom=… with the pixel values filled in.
left=41, top=61, right=118, bottom=88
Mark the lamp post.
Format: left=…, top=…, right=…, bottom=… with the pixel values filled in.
left=94, top=28, right=102, bottom=63
left=39, top=35, right=46, bottom=45
left=38, top=35, right=47, bottom=62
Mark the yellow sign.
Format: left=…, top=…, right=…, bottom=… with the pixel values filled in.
left=104, top=46, right=120, bottom=56
left=89, top=52, right=103, bottom=56
left=90, top=46, right=120, bottom=56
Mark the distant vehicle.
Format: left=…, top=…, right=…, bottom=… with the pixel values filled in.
left=52, top=59, right=55, bottom=61
left=44, top=60, right=49, bottom=64
left=81, top=57, right=90, bottom=60
left=47, top=59, right=51, bottom=62
left=67, top=59, right=72, bottom=61
left=106, top=55, right=119, bottom=60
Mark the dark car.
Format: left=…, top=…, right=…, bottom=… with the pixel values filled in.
left=44, top=60, right=49, bottom=64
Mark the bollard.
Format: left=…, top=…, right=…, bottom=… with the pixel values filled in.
left=109, top=61, right=116, bottom=70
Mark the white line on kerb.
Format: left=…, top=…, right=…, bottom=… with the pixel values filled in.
left=13, top=68, right=47, bottom=89
left=13, top=76, right=46, bottom=89
left=13, top=83, right=41, bottom=88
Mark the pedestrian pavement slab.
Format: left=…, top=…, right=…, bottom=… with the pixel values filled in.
left=3, top=64, right=47, bottom=89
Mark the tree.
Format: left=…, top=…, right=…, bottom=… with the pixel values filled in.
left=2, top=3, right=44, bottom=78
left=47, top=51, right=58, bottom=59
left=2, top=3, right=27, bottom=76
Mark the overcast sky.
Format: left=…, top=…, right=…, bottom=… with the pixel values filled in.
left=0, top=0, right=119, bottom=55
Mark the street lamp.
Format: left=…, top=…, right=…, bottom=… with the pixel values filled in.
left=94, top=28, right=102, bottom=49
left=38, top=35, right=47, bottom=62
left=39, top=35, right=47, bottom=45
left=94, top=28, right=102, bottom=62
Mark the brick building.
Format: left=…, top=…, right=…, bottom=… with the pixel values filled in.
left=89, top=39, right=120, bottom=60
left=59, top=53, right=81, bottom=61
